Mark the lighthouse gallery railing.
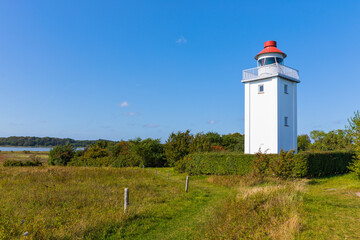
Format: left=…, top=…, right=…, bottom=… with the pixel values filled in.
left=242, top=64, right=299, bottom=81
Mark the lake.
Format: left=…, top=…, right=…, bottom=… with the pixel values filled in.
left=0, top=147, right=52, bottom=152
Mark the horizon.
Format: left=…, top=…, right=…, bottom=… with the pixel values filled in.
left=1, top=1, right=359, bottom=141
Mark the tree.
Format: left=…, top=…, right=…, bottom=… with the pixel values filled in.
left=130, top=138, right=165, bottom=167
left=346, top=111, right=360, bottom=178
left=48, top=144, right=76, bottom=166
left=297, top=134, right=311, bottom=152
left=310, top=129, right=352, bottom=151
left=221, top=133, right=244, bottom=152
left=164, top=130, right=193, bottom=166
left=189, top=133, right=212, bottom=153
left=204, top=132, right=223, bottom=146
left=310, top=130, right=326, bottom=150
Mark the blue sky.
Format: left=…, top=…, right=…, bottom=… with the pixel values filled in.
left=0, top=0, right=359, bottom=141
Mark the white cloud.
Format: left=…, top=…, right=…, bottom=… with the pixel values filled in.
left=144, top=123, right=159, bottom=128
left=119, top=101, right=129, bottom=108
left=122, top=112, right=138, bottom=116
left=176, top=36, right=187, bottom=44
left=208, top=120, right=216, bottom=125
left=332, top=119, right=343, bottom=124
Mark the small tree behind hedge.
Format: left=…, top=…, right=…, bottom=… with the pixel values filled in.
left=164, top=130, right=193, bottom=166
left=48, top=144, right=76, bottom=166
left=346, top=110, right=360, bottom=178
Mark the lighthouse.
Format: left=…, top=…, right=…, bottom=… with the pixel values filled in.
left=242, top=41, right=300, bottom=154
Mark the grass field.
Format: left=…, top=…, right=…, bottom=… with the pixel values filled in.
left=0, top=151, right=49, bottom=164
left=0, top=155, right=359, bottom=239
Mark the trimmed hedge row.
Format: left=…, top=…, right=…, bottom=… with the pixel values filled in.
left=175, top=152, right=255, bottom=175
left=299, top=151, right=355, bottom=177
left=176, top=150, right=355, bottom=178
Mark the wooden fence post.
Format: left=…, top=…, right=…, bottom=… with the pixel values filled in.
left=185, top=176, right=189, bottom=192
left=124, top=188, right=129, bottom=212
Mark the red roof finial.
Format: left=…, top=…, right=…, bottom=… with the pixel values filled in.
left=264, top=40, right=277, bottom=48
left=255, top=40, right=286, bottom=60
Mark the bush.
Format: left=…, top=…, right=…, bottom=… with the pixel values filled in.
left=253, top=150, right=271, bottom=176
left=3, top=160, right=23, bottom=167
left=69, top=156, right=113, bottom=167
left=176, top=152, right=254, bottom=175
left=111, top=154, right=142, bottom=168
left=3, top=159, right=42, bottom=167
left=23, top=159, right=42, bottom=166
left=349, top=159, right=360, bottom=178
left=48, top=144, right=76, bottom=166
left=269, top=150, right=307, bottom=178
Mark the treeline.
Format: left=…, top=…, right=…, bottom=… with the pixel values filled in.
left=297, top=129, right=353, bottom=152
left=0, top=136, right=104, bottom=147
left=48, top=131, right=244, bottom=167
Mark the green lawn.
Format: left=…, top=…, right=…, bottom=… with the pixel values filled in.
left=298, top=173, right=360, bottom=240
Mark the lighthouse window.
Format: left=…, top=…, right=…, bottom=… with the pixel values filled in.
left=265, top=57, right=276, bottom=65
left=276, top=57, right=284, bottom=65
left=284, top=84, right=288, bottom=94
left=258, top=84, right=264, bottom=93
left=284, top=117, right=289, bottom=126
left=258, top=58, right=265, bottom=66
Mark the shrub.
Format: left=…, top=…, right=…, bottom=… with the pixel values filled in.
left=269, top=150, right=307, bottom=178
left=176, top=152, right=254, bottom=175
left=3, top=160, right=42, bottom=167
left=69, top=156, right=113, bottom=167
left=111, top=154, right=142, bottom=168
left=48, top=144, right=76, bottom=166
left=3, top=160, right=23, bottom=167
left=349, top=159, right=360, bottom=178
left=23, top=159, right=42, bottom=166
left=253, top=150, right=271, bottom=176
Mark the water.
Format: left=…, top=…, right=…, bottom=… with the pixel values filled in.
left=0, top=147, right=52, bottom=152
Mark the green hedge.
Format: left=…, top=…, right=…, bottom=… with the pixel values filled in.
left=298, top=151, right=355, bottom=177
left=176, top=151, right=355, bottom=178
left=175, top=152, right=255, bottom=175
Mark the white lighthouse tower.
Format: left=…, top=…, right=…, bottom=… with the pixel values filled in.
left=242, top=41, right=300, bottom=154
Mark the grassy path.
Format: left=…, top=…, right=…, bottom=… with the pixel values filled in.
left=109, top=168, right=236, bottom=239
left=298, top=174, right=360, bottom=240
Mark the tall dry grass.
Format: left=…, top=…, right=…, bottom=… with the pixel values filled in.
left=0, top=167, right=183, bottom=239
left=198, top=175, right=305, bottom=240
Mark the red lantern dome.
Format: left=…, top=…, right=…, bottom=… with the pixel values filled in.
left=255, top=41, right=287, bottom=60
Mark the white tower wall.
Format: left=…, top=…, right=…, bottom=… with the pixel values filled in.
left=277, top=78, right=297, bottom=153
left=243, top=76, right=298, bottom=154
left=244, top=77, right=278, bottom=153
